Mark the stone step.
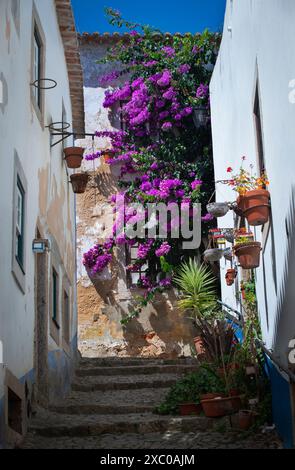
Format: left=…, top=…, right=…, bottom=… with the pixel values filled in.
left=76, top=364, right=198, bottom=377
left=72, top=373, right=186, bottom=392
left=79, top=357, right=197, bottom=368
left=52, top=387, right=169, bottom=408
left=21, top=429, right=283, bottom=450
left=50, top=403, right=155, bottom=415
left=29, top=410, right=213, bottom=437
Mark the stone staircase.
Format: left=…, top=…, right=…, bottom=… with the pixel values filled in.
left=21, top=357, right=282, bottom=449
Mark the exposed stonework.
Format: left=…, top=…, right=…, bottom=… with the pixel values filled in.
left=75, top=38, right=198, bottom=359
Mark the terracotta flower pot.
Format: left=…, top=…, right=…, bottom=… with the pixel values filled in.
left=193, top=336, right=206, bottom=356
left=70, top=173, right=89, bottom=194
left=64, top=146, right=84, bottom=168
left=237, top=189, right=270, bottom=226
left=229, top=389, right=240, bottom=397
left=233, top=241, right=261, bottom=269
left=200, top=393, right=224, bottom=401
left=239, top=410, right=254, bottom=430
left=225, top=269, right=236, bottom=286
left=179, top=403, right=202, bottom=416
left=207, top=202, right=229, bottom=218
left=201, top=396, right=242, bottom=418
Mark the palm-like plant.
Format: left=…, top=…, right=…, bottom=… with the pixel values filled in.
left=174, top=259, right=217, bottom=320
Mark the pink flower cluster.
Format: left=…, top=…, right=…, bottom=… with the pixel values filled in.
left=83, top=240, right=114, bottom=275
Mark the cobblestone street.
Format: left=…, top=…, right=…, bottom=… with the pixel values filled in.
left=21, top=358, right=282, bottom=449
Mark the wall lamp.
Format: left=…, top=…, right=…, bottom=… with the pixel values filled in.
left=32, top=238, right=50, bottom=254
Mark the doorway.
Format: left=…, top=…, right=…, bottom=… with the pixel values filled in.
left=34, top=228, right=49, bottom=405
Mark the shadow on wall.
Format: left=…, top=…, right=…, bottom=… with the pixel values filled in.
left=268, top=185, right=295, bottom=448
left=272, top=185, right=295, bottom=359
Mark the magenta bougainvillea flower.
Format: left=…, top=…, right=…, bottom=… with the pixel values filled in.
left=155, top=242, right=171, bottom=257
left=191, top=180, right=203, bottom=190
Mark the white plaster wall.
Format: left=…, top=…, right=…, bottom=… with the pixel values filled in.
left=0, top=0, right=77, bottom=406
left=210, top=0, right=295, bottom=364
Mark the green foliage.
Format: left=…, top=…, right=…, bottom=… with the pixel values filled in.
left=174, top=259, right=217, bottom=319
left=156, top=364, right=225, bottom=415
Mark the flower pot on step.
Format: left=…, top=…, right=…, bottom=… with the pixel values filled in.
left=70, top=173, right=89, bottom=194
left=64, top=146, right=84, bottom=168
left=207, top=202, right=230, bottom=218
left=179, top=403, right=202, bottom=416
left=233, top=241, right=261, bottom=269
left=201, top=396, right=242, bottom=418
left=200, top=393, right=224, bottom=401
left=239, top=410, right=254, bottom=430
left=237, top=189, right=270, bottom=226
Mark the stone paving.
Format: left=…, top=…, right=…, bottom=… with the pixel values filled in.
left=21, top=357, right=283, bottom=450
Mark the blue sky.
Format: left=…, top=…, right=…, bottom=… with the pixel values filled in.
left=71, top=0, right=226, bottom=34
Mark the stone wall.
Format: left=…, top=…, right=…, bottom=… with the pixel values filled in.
left=76, top=37, right=197, bottom=358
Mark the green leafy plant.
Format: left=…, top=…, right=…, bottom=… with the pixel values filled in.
left=156, top=364, right=225, bottom=415
left=174, top=259, right=217, bottom=320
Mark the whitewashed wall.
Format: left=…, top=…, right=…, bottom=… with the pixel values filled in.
left=210, top=0, right=295, bottom=366
left=0, top=0, right=78, bottom=444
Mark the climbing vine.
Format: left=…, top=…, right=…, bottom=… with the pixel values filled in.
left=83, top=8, right=221, bottom=323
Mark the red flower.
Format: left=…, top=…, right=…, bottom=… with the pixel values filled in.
left=227, top=167, right=233, bottom=173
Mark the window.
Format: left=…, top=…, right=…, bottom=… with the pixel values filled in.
left=33, top=27, right=42, bottom=109
left=31, top=9, right=45, bottom=123
left=15, top=178, right=25, bottom=269
left=12, top=152, right=27, bottom=293
left=126, top=244, right=149, bottom=287
left=62, top=290, right=70, bottom=345
left=52, top=268, right=59, bottom=326
left=254, top=83, right=265, bottom=173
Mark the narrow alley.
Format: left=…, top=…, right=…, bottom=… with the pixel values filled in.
left=21, top=358, right=281, bottom=449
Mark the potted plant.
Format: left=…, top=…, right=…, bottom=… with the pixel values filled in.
left=225, top=160, right=270, bottom=226
left=239, top=410, right=254, bottom=430
left=64, top=146, right=84, bottom=168
left=201, top=395, right=242, bottom=418
left=225, top=268, right=236, bottom=286
left=70, top=173, right=89, bottom=194
left=179, top=403, right=202, bottom=416
left=233, top=237, right=262, bottom=269
left=207, top=202, right=230, bottom=218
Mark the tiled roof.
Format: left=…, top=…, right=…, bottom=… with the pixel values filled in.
left=55, top=0, right=85, bottom=135
left=78, top=31, right=203, bottom=44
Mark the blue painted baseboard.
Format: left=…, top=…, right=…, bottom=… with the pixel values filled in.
left=266, top=358, right=294, bottom=448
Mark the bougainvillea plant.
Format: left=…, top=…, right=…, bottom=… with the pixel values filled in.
left=83, top=8, right=221, bottom=324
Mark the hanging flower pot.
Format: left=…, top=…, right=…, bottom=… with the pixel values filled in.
left=223, top=229, right=235, bottom=244
left=225, top=268, right=236, bottom=286
left=64, top=146, right=84, bottom=169
left=70, top=173, right=89, bottom=194
left=204, top=248, right=224, bottom=262
left=237, top=189, right=270, bottom=226
left=233, top=241, right=261, bottom=269
left=207, top=202, right=230, bottom=218
left=223, top=248, right=233, bottom=261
